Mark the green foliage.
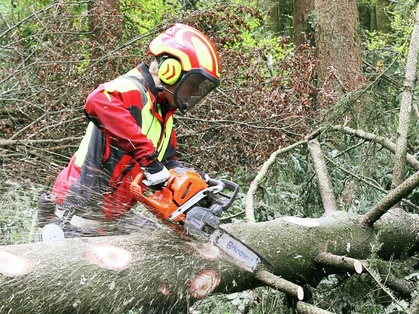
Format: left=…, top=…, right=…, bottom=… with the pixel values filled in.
left=0, top=180, right=40, bottom=245
left=191, top=288, right=289, bottom=314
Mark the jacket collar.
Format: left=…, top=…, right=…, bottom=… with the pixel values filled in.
left=138, top=62, right=157, bottom=96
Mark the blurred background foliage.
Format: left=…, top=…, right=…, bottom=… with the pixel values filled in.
left=1, top=0, right=419, bottom=313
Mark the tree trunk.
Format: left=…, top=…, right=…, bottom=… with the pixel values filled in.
left=315, top=0, right=363, bottom=99
left=269, top=0, right=293, bottom=37
left=1, top=208, right=418, bottom=313
left=293, top=0, right=315, bottom=47
left=376, top=0, right=391, bottom=33
left=269, top=0, right=281, bottom=34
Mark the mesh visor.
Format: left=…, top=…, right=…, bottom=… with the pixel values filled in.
left=174, top=71, right=219, bottom=113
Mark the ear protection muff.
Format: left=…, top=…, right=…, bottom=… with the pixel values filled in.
left=158, top=58, right=183, bottom=85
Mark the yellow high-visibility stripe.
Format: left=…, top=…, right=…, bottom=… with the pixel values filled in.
left=104, top=77, right=139, bottom=95
left=141, top=100, right=161, bottom=147
left=141, top=95, right=174, bottom=161
left=157, top=115, right=173, bottom=161
left=74, top=122, right=95, bottom=168
left=102, top=68, right=145, bottom=102
left=175, top=28, right=220, bottom=77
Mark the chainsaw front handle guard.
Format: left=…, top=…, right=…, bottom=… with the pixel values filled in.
left=214, top=179, right=239, bottom=211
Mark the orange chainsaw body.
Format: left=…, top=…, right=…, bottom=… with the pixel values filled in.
left=130, top=169, right=208, bottom=221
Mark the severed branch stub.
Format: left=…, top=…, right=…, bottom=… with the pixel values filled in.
left=188, top=269, right=221, bottom=299
left=315, top=252, right=363, bottom=274
left=296, top=301, right=335, bottom=314
left=255, top=269, right=304, bottom=301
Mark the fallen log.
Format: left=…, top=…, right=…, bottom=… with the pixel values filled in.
left=0, top=208, right=418, bottom=313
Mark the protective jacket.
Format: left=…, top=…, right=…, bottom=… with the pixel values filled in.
left=52, top=63, right=180, bottom=219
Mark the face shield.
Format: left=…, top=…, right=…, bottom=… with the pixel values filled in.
left=173, top=70, right=219, bottom=113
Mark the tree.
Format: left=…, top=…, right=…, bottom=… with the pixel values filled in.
left=268, top=0, right=293, bottom=37
left=315, top=0, right=364, bottom=99
left=293, top=0, right=315, bottom=47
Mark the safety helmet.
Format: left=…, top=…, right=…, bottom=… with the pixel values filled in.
left=149, top=23, right=221, bottom=113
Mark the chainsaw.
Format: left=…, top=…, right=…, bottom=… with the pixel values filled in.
left=130, top=168, right=271, bottom=272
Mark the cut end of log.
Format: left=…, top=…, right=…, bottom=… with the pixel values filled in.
left=189, top=242, right=221, bottom=261
left=159, top=282, right=170, bottom=296
left=354, top=260, right=363, bottom=274
left=0, top=250, right=33, bottom=277
left=85, top=243, right=132, bottom=271
left=282, top=216, right=320, bottom=228
left=189, top=269, right=221, bottom=299
left=297, top=286, right=304, bottom=301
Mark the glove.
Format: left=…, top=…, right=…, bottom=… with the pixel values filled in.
left=141, top=160, right=170, bottom=186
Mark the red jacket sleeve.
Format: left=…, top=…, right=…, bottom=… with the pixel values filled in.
left=84, top=84, right=156, bottom=166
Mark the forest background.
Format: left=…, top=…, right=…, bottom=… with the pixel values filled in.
left=1, top=0, right=419, bottom=313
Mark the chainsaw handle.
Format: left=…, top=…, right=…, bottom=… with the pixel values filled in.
left=207, top=178, right=226, bottom=192
left=207, top=178, right=239, bottom=211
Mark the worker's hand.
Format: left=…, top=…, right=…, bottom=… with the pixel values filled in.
left=141, top=160, right=170, bottom=186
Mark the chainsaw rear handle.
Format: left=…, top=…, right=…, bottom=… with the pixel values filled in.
left=130, top=172, right=148, bottom=203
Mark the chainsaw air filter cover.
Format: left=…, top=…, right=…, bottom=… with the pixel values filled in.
left=168, top=168, right=208, bottom=206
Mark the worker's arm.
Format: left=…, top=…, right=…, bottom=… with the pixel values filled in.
left=84, top=85, right=169, bottom=184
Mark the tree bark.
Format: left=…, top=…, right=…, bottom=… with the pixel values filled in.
left=293, top=0, right=315, bottom=46
left=1, top=209, right=419, bottom=313
left=392, top=3, right=419, bottom=189
left=315, top=0, right=363, bottom=98
left=308, top=139, right=338, bottom=214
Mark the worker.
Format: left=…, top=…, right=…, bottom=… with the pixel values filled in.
left=37, top=23, right=221, bottom=241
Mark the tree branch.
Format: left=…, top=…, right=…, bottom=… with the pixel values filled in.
left=363, top=262, right=408, bottom=312
left=325, top=156, right=419, bottom=212
left=245, top=140, right=307, bottom=222
left=360, top=170, right=419, bottom=225
left=331, top=125, right=419, bottom=170
left=392, top=3, right=419, bottom=188
left=308, top=139, right=338, bottom=215
left=315, top=252, right=363, bottom=274
left=296, top=301, right=335, bottom=314
left=255, top=269, right=304, bottom=300
left=245, top=129, right=324, bottom=222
